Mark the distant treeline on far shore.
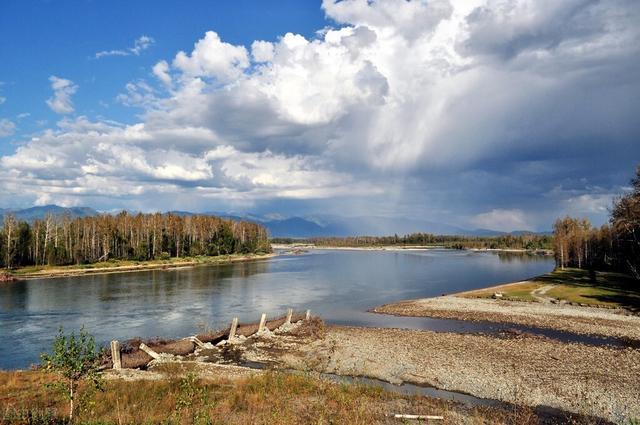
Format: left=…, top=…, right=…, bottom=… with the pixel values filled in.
left=272, top=233, right=554, bottom=251
left=0, top=212, right=271, bottom=269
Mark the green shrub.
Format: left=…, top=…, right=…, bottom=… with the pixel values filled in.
left=40, top=327, right=104, bottom=423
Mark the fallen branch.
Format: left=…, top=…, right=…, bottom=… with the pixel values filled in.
left=393, top=414, right=444, bottom=420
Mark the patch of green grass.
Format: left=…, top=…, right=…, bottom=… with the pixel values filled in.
left=462, top=281, right=544, bottom=302
left=498, top=290, right=538, bottom=302
left=540, top=268, right=640, bottom=310
left=462, top=268, right=640, bottom=311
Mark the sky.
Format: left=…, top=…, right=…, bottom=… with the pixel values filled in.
left=0, top=0, right=639, bottom=232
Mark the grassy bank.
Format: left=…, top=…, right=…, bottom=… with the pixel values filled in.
left=461, top=268, right=640, bottom=311
left=0, top=369, right=538, bottom=425
left=7, top=253, right=275, bottom=280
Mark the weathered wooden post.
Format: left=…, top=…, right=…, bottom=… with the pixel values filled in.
left=110, top=340, right=121, bottom=370
left=229, top=317, right=239, bottom=340
left=189, top=336, right=206, bottom=349
left=258, top=313, right=267, bottom=332
left=139, top=343, right=160, bottom=360
left=305, top=309, right=311, bottom=320
left=285, top=308, right=293, bottom=325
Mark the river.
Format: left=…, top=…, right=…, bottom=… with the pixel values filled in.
left=0, top=249, right=553, bottom=369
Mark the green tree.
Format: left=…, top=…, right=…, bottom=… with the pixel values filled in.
left=15, top=221, right=32, bottom=266
left=40, top=327, right=104, bottom=422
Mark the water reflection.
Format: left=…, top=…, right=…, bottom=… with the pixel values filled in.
left=0, top=250, right=553, bottom=369
left=497, top=251, right=553, bottom=263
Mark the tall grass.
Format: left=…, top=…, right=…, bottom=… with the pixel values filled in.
left=0, top=369, right=546, bottom=425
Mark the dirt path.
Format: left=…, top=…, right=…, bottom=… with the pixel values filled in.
left=373, top=295, right=640, bottom=341
left=531, top=284, right=557, bottom=303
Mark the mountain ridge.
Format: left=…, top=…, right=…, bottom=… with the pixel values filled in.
left=0, top=205, right=548, bottom=237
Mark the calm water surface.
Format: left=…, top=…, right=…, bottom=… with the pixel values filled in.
left=0, top=249, right=553, bottom=369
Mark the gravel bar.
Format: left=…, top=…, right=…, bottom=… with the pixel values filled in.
left=277, top=326, right=640, bottom=423
left=373, top=295, right=640, bottom=341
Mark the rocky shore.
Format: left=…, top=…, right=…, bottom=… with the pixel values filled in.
left=93, top=314, right=640, bottom=423
left=373, top=295, right=640, bottom=341
left=236, top=324, right=639, bottom=423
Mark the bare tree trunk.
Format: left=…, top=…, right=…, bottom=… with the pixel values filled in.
left=5, top=226, right=11, bottom=269
left=43, top=216, right=51, bottom=265
left=34, top=227, right=39, bottom=266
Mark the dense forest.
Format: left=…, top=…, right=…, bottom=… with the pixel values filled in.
left=273, top=233, right=553, bottom=250
left=0, top=212, right=271, bottom=269
left=553, top=166, right=640, bottom=279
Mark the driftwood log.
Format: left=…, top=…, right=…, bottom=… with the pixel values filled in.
left=110, top=312, right=307, bottom=369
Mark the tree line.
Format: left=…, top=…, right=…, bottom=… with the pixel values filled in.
left=1, top=212, right=271, bottom=269
left=553, top=165, right=640, bottom=279
left=273, top=232, right=553, bottom=250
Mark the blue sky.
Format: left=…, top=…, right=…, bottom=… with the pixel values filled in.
left=0, top=0, right=639, bottom=232
left=0, top=0, right=327, bottom=151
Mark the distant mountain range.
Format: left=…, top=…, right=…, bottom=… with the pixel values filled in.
left=0, top=205, right=548, bottom=238
left=258, top=216, right=550, bottom=238
left=0, top=205, right=98, bottom=222
left=262, top=215, right=464, bottom=238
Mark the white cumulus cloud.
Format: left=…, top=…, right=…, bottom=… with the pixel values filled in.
left=152, top=60, right=172, bottom=86
left=173, top=31, right=250, bottom=82
left=46, top=76, right=77, bottom=114
left=1, top=0, right=639, bottom=225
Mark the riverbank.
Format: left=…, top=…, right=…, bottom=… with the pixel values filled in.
left=373, top=269, right=640, bottom=341
left=248, top=325, right=638, bottom=423
left=467, top=247, right=553, bottom=255
left=272, top=243, right=444, bottom=251
left=0, top=273, right=16, bottom=283
left=223, top=319, right=637, bottom=423
left=375, top=295, right=640, bottom=341
left=6, top=253, right=275, bottom=280
left=81, top=317, right=634, bottom=423
left=273, top=243, right=551, bottom=254
left=3, top=318, right=621, bottom=424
